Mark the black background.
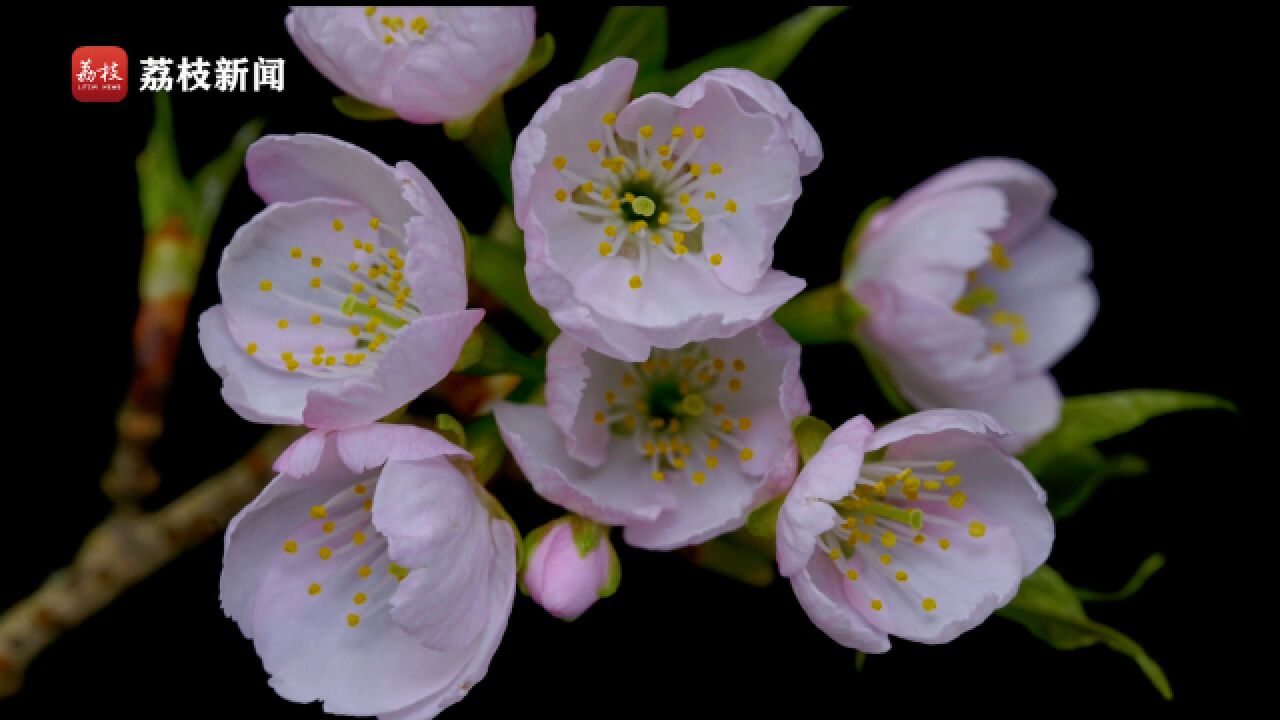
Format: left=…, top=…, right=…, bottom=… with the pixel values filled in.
left=10, top=4, right=1260, bottom=716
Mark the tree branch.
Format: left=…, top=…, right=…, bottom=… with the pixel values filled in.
left=0, top=426, right=301, bottom=698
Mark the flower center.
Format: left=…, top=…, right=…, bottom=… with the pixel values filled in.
left=953, top=243, right=1031, bottom=356
left=366, top=7, right=431, bottom=46
left=245, top=215, right=421, bottom=376
left=550, top=114, right=741, bottom=291
left=818, top=459, right=989, bottom=616
left=279, top=476, right=410, bottom=629
left=591, top=347, right=753, bottom=486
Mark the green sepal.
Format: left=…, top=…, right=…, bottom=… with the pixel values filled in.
left=746, top=497, right=784, bottom=540
left=841, top=196, right=894, bottom=276
left=331, top=94, right=398, bottom=121
left=568, top=515, right=603, bottom=557
left=791, top=415, right=834, bottom=465
left=599, top=540, right=622, bottom=599
left=451, top=330, right=485, bottom=373
left=434, top=413, right=467, bottom=449
left=1073, top=553, right=1165, bottom=603
left=466, top=415, right=505, bottom=485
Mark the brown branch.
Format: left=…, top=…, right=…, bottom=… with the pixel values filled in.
left=0, top=426, right=302, bottom=698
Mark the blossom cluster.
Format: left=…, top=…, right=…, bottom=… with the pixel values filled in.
left=197, top=7, right=1100, bottom=718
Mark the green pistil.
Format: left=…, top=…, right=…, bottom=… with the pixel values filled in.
left=342, top=295, right=407, bottom=328
left=864, top=501, right=924, bottom=531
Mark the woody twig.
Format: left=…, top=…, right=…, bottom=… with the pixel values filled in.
left=0, top=426, right=302, bottom=697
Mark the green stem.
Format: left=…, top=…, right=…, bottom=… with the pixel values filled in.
left=449, top=99, right=514, bottom=204
left=470, top=234, right=558, bottom=341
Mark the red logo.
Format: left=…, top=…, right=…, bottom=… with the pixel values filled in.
left=72, top=46, right=128, bottom=102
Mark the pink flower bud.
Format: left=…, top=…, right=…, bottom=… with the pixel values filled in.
left=522, top=517, right=619, bottom=620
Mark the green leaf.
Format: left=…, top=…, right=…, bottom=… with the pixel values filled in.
left=469, top=235, right=559, bottom=341
left=1021, top=390, right=1235, bottom=475
left=434, top=413, right=467, bottom=449
left=791, top=415, right=833, bottom=464
left=634, top=6, right=846, bottom=95
left=746, top=497, right=783, bottom=539
left=190, top=116, right=263, bottom=241
left=999, top=565, right=1172, bottom=700
left=1073, top=553, right=1166, bottom=603
left=1035, top=446, right=1148, bottom=519
left=331, top=94, right=399, bottom=121
left=579, top=7, right=668, bottom=79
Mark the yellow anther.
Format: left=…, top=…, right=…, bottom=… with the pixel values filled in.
left=945, top=474, right=962, bottom=487
left=354, top=483, right=367, bottom=495
left=588, top=139, right=602, bottom=153
left=349, top=262, right=360, bottom=272
left=922, top=597, right=938, bottom=612
left=369, top=217, right=381, bottom=230
left=639, top=125, right=654, bottom=138
left=283, top=540, right=298, bottom=554
left=318, top=547, right=332, bottom=560
left=1012, top=327, right=1031, bottom=345
left=939, top=537, right=952, bottom=550
left=555, top=188, right=568, bottom=203
left=692, top=471, right=707, bottom=485
left=728, top=378, right=742, bottom=392
left=277, top=319, right=289, bottom=329
left=325, top=356, right=336, bottom=366
left=706, top=456, right=720, bottom=469
left=991, top=242, right=1013, bottom=270
left=672, top=230, right=686, bottom=243
left=936, top=460, right=956, bottom=472
left=724, top=199, right=738, bottom=213
left=895, top=570, right=909, bottom=583
left=651, top=471, right=665, bottom=482
left=552, top=155, right=567, bottom=170
left=629, top=275, right=643, bottom=289
left=948, top=491, right=968, bottom=509
left=969, top=521, right=986, bottom=538
left=658, top=211, right=670, bottom=226
left=384, top=35, right=394, bottom=45
left=353, top=592, right=368, bottom=605
left=692, top=126, right=705, bottom=139
left=308, top=583, right=322, bottom=595
left=828, top=547, right=841, bottom=561
left=739, top=447, right=754, bottom=461
left=347, top=613, right=361, bottom=627
left=671, top=126, right=685, bottom=138
left=674, top=243, right=688, bottom=255
left=246, top=343, right=258, bottom=356
left=322, top=521, right=335, bottom=533
left=704, top=191, right=717, bottom=201
left=332, top=219, right=344, bottom=232
left=739, top=417, right=752, bottom=430
left=721, top=419, right=734, bottom=433
left=602, top=112, right=617, bottom=126
left=594, top=411, right=606, bottom=425
left=845, top=569, right=859, bottom=581
left=657, top=144, right=671, bottom=157
left=990, top=342, right=1006, bottom=354
left=688, top=164, right=702, bottom=178
left=358, top=565, right=372, bottom=578
left=709, top=253, right=723, bottom=267
left=880, top=553, right=892, bottom=565
left=871, top=599, right=884, bottom=611
left=309, top=505, right=327, bottom=519
left=353, top=531, right=366, bottom=545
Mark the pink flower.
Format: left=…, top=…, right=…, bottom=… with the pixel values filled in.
left=521, top=517, right=620, bottom=620
left=512, top=58, right=820, bottom=361
left=495, top=320, right=808, bottom=550
left=221, top=424, right=516, bottom=719
left=287, top=6, right=536, bottom=124
left=199, top=134, right=483, bottom=429
left=844, top=159, right=1097, bottom=450
left=776, top=411, right=1053, bottom=652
